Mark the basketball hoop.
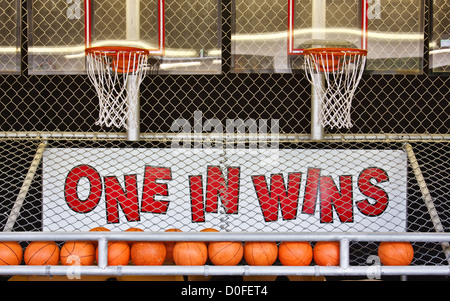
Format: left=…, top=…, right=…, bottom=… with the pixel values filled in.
left=85, top=46, right=159, bottom=130
left=304, top=48, right=367, bottom=129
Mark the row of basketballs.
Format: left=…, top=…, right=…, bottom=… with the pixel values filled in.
left=0, top=226, right=414, bottom=266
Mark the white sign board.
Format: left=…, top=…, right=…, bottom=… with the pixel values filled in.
left=43, top=148, right=407, bottom=232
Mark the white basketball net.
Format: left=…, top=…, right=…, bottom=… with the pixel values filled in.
left=86, top=49, right=150, bottom=129
left=304, top=49, right=367, bottom=129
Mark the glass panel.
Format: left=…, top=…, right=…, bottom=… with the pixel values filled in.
left=232, top=0, right=424, bottom=74
left=429, top=0, right=450, bottom=75
left=0, top=0, right=21, bottom=74
left=232, top=0, right=288, bottom=73
left=366, top=0, right=424, bottom=74
left=28, top=0, right=221, bottom=75
left=28, top=0, right=85, bottom=74
left=159, top=0, right=221, bottom=74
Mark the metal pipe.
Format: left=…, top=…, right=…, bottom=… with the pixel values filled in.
left=0, top=231, right=449, bottom=242
left=310, top=75, right=325, bottom=140
left=309, top=0, right=326, bottom=141
left=1, top=131, right=449, bottom=142
left=126, top=82, right=141, bottom=142
left=97, top=237, right=108, bottom=269
left=340, top=238, right=350, bottom=270
left=0, top=264, right=448, bottom=277
left=125, top=0, right=141, bottom=142
left=3, top=141, right=47, bottom=232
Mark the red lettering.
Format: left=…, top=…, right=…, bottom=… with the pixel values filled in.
left=141, top=166, right=172, bottom=214
left=64, top=165, right=102, bottom=213
left=320, top=176, right=353, bottom=223
left=356, top=167, right=389, bottom=216
left=205, top=166, right=239, bottom=214
left=252, top=173, right=302, bottom=222
left=104, top=175, right=140, bottom=223
left=302, top=168, right=320, bottom=214
left=189, top=175, right=205, bottom=222
left=252, top=175, right=277, bottom=222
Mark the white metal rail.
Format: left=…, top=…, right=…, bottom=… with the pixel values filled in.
left=0, top=231, right=449, bottom=277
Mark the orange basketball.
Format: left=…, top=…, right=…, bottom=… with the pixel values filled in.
left=173, top=241, right=208, bottom=266
left=90, top=226, right=110, bottom=232
left=0, top=241, right=23, bottom=265
left=313, top=241, right=340, bottom=266
left=131, top=241, right=166, bottom=265
left=278, top=241, right=313, bottom=266
left=95, top=241, right=130, bottom=266
left=243, top=241, right=278, bottom=266
left=164, top=228, right=182, bottom=264
left=60, top=241, right=95, bottom=266
left=89, top=226, right=110, bottom=248
left=125, top=227, right=144, bottom=233
left=200, top=228, right=219, bottom=246
left=378, top=241, right=414, bottom=266
left=200, top=227, right=219, bottom=233
left=24, top=241, right=60, bottom=266
left=124, top=227, right=144, bottom=246
left=208, top=241, right=243, bottom=266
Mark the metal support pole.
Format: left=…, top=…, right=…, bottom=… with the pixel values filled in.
left=405, top=143, right=450, bottom=265
left=340, top=238, right=350, bottom=270
left=311, top=75, right=324, bottom=140
left=126, top=0, right=141, bottom=141
left=127, top=77, right=141, bottom=141
left=97, top=237, right=108, bottom=269
left=310, top=0, right=326, bottom=140
left=3, top=141, right=47, bottom=232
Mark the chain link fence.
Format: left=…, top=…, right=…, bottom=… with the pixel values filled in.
left=0, top=0, right=449, bottom=279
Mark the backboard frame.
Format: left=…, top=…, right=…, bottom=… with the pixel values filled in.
left=429, top=0, right=450, bottom=75
left=84, top=0, right=165, bottom=56
left=287, top=0, right=368, bottom=55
